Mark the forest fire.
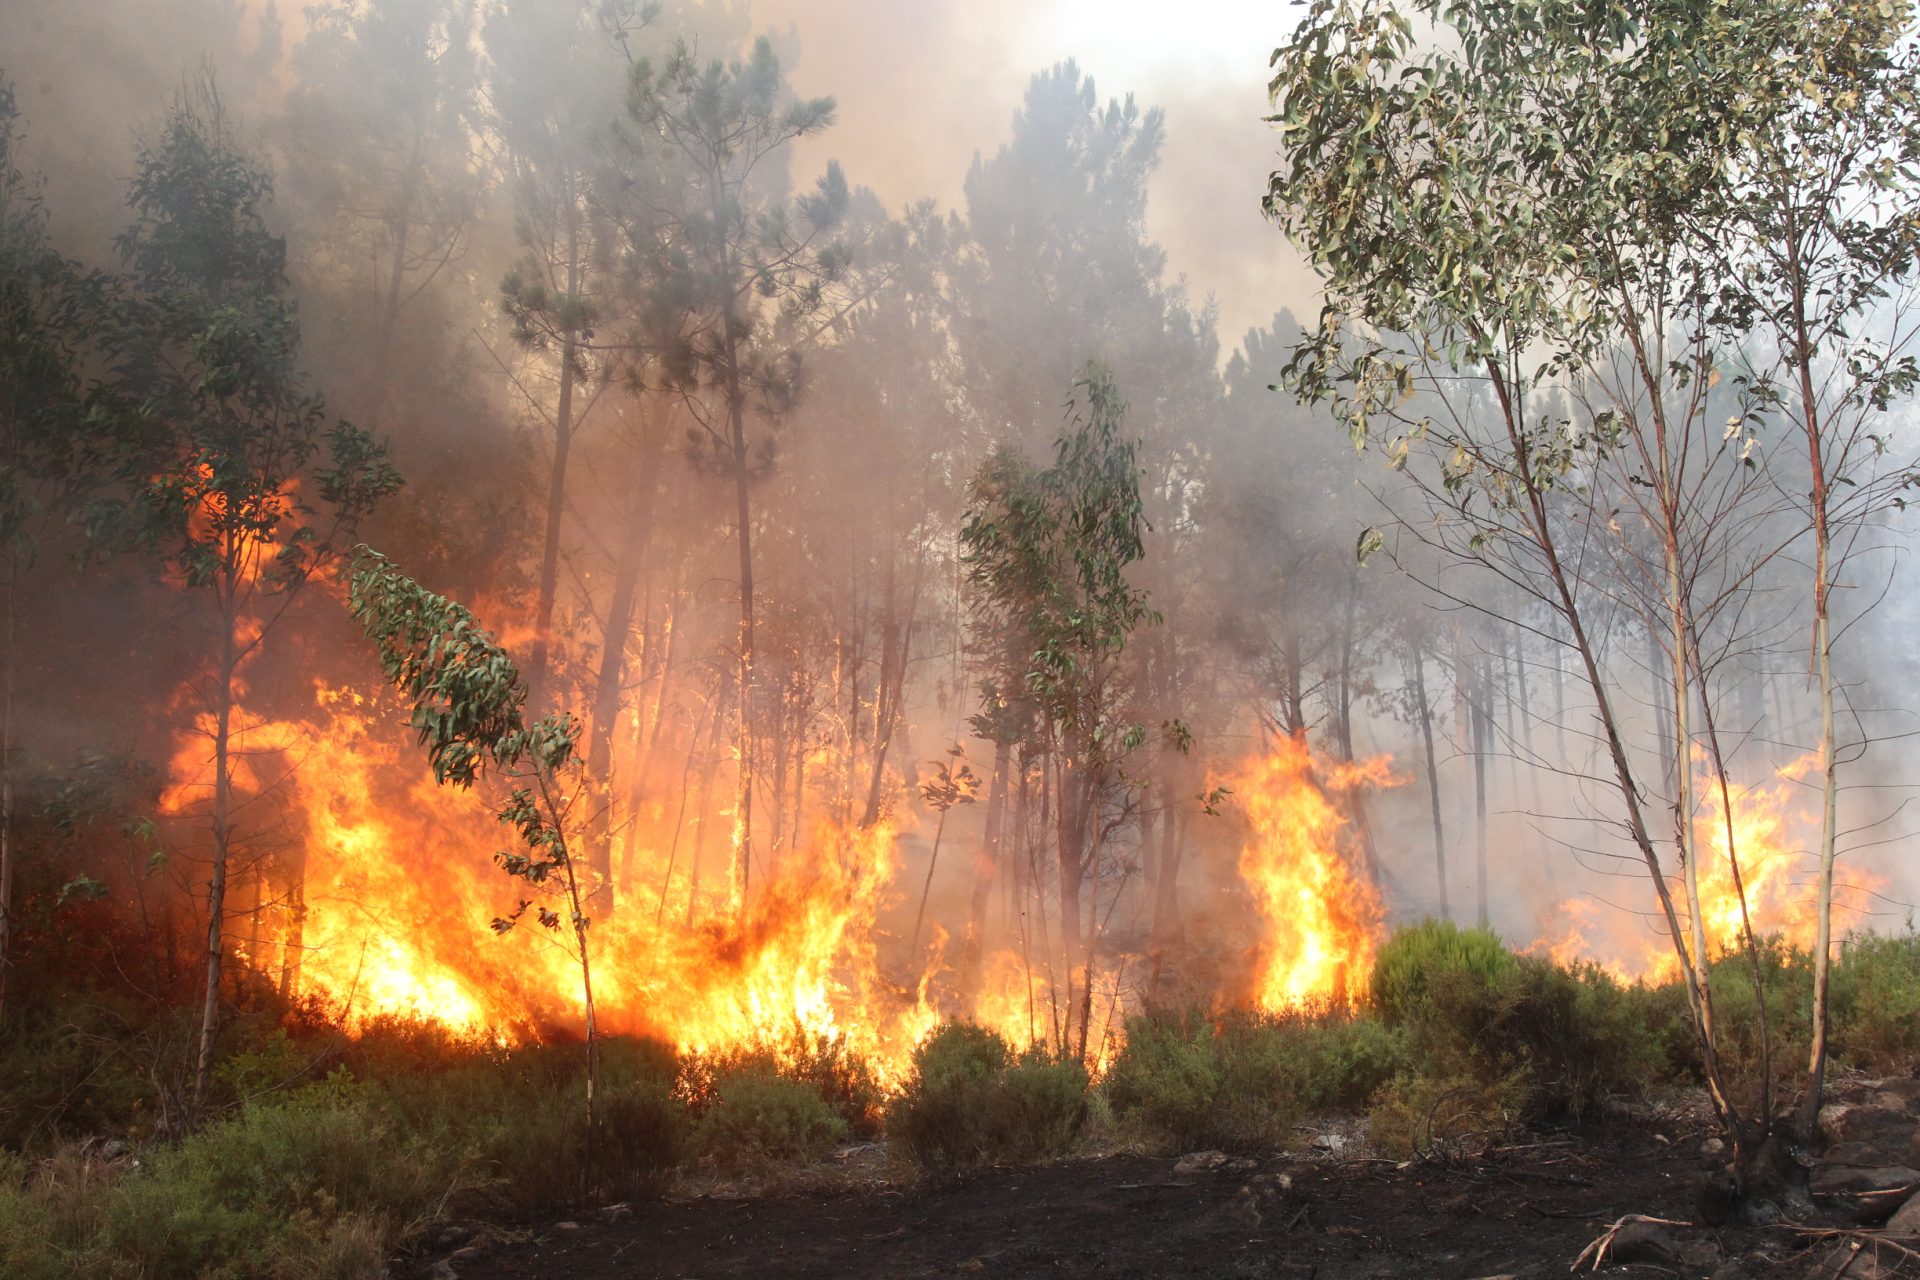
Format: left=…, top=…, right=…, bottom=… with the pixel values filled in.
left=1232, top=737, right=1396, bottom=1013
left=155, top=669, right=1429, bottom=1079
left=159, top=679, right=948, bottom=1079
left=1536, top=752, right=1884, bottom=981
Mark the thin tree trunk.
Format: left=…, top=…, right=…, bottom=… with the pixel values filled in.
left=728, top=383, right=755, bottom=912
left=526, top=203, right=583, bottom=712
left=687, top=680, right=728, bottom=927
left=586, top=404, right=665, bottom=904
left=1791, top=223, right=1842, bottom=1143
left=0, top=554, right=16, bottom=1028
left=193, top=589, right=242, bottom=1112
left=958, top=740, right=1010, bottom=1003
left=1482, top=355, right=1740, bottom=1132
left=1408, top=633, right=1449, bottom=921
left=1145, top=791, right=1184, bottom=1003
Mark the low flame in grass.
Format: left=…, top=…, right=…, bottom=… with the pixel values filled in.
left=1231, top=736, right=1397, bottom=1013
left=1537, top=752, right=1883, bottom=979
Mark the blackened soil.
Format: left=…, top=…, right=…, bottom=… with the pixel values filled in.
left=447, top=1121, right=1861, bottom=1280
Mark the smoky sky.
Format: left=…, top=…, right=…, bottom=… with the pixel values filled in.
left=753, top=0, right=1323, bottom=351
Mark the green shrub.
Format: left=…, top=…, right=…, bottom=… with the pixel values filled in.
left=0, top=1149, right=115, bottom=1280
left=1645, top=936, right=1813, bottom=1111
left=692, top=1066, right=846, bottom=1168
left=1832, top=929, right=1920, bottom=1072
left=1370, top=922, right=1658, bottom=1122
left=1103, top=1013, right=1222, bottom=1149
left=1104, top=1009, right=1402, bottom=1152
left=102, top=1078, right=473, bottom=1280
left=1371, top=919, right=1515, bottom=1023
left=1367, top=1070, right=1527, bottom=1159
left=888, top=1023, right=1089, bottom=1172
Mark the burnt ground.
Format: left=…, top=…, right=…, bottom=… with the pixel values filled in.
left=437, top=1101, right=1920, bottom=1280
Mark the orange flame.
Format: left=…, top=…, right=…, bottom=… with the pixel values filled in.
left=1230, top=736, right=1397, bottom=1012
left=1536, top=751, right=1884, bottom=979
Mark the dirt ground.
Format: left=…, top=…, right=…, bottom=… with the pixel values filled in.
left=441, top=1105, right=1915, bottom=1280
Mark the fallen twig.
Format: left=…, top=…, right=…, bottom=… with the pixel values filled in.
left=1571, top=1214, right=1691, bottom=1273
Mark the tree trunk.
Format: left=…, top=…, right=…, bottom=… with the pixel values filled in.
left=0, top=554, right=16, bottom=1028
left=586, top=403, right=665, bottom=905
left=1408, top=633, right=1448, bottom=921
left=1792, top=227, right=1842, bottom=1144
left=958, top=740, right=1010, bottom=1003
left=525, top=205, right=583, bottom=713
left=687, top=679, right=728, bottom=926
left=193, top=592, right=242, bottom=1113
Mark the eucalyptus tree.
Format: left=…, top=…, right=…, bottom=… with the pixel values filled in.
left=95, top=82, right=401, bottom=1110
left=1266, top=0, right=1804, bottom=1177
left=622, top=34, right=851, bottom=908
left=346, top=547, right=602, bottom=1190
left=1694, top=0, right=1920, bottom=1136
left=961, top=366, right=1158, bottom=1064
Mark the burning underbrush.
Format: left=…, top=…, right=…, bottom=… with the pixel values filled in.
left=142, top=678, right=1411, bottom=1086
left=7, top=671, right=1920, bottom=1278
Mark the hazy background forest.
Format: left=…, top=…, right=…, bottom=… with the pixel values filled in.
left=5, top=0, right=1920, bottom=1073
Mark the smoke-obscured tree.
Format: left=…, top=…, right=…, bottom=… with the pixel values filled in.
left=961, top=366, right=1158, bottom=1063
left=92, top=81, right=401, bottom=1111
left=490, top=0, right=634, bottom=712
left=0, top=79, right=102, bottom=1028
left=956, top=63, right=1223, bottom=986
left=281, top=0, right=487, bottom=405
left=955, top=61, right=1167, bottom=455
left=623, top=33, right=850, bottom=909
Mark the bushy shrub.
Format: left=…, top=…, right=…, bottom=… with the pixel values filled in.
left=1104, top=1009, right=1404, bottom=1152
left=1642, top=936, right=1813, bottom=1110
left=1832, top=929, right=1920, bottom=1072
left=1371, top=919, right=1515, bottom=1023
left=1372, top=923, right=1659, bottom=1123
left=102, top=1077, right=473, bottom=1280
left=691, top=1066, right=846, bottom=1168
left=0, top=1149, right=115, bottom=1280
left=888, top=1022, right=1089, bottom=1172
left=1102, top=1013, right=1222, bottom=1149
left=1366, top=1071, right=1527, bottom=1159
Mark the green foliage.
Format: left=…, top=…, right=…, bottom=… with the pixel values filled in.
left=1371, top=920, right=1516, bottom=1023
left=99, top=1081, right=473, bottom=1280
left=1832, top=929, right=1920, bottom=1071
left=888, top=1022, right=1090, bottom=1173
left=93, top=77, right=400, bottom=581
left=960, top=365, right=1158, bottom=785
left=691, top=1065, right=846, bottom=1169
left=346, top=547, right=571, bottom=789
left=345, top=547, right=587, bottom=946
left=1104, top=1009, right=1403, bottom=1152
left=1376, top=926, right=1660, bottom=1123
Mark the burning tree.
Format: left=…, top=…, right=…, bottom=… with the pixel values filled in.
left=621, top=34, right=852, bottom=909
left=91, top=79, right=402, bottom=1111
left=961, top=365, right=1159, bottom=1063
